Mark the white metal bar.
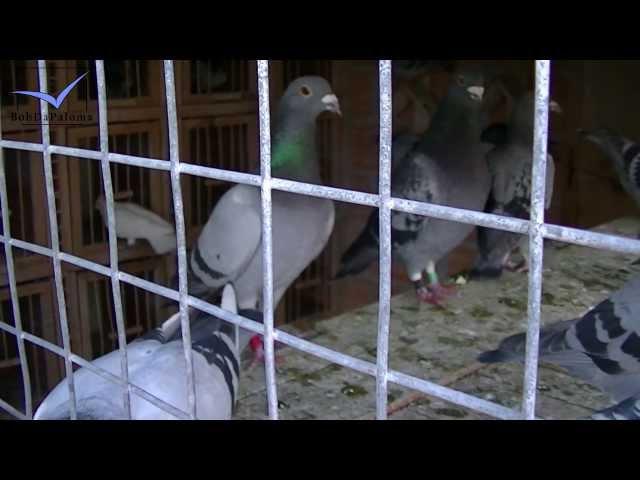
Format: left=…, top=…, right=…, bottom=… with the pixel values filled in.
left=37, top=60, right=77, bottom=420
left=163, top=60, right=197, bottom=419
left=0, top=83, right=33, bottom=420
left=95, top=60, right=132, bottom=419
left=256, top=60, right=279, bottom=420
left=521, top=60, right=551, bottom=419
left=375, top=60, right=393, bottom=420
left=1, top=59, right=638, bottom=422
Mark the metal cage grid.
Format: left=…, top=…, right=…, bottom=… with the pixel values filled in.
left=2, top=60, right=640, bottom=420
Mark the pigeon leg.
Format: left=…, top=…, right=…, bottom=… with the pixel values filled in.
left=415, top=280, right=446, bottom=306
left=246, top=335, right=286, bottom=371
left=414, top=262, right=456, bottom=306
left=426, top=261, right=457, bottom=296
left=506, top=240, right=529, bottom=273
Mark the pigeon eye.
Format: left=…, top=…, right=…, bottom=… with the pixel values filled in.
left=299, top=85, right=312, bottom=97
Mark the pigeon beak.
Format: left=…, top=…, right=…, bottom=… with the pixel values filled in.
left=321, top=93, right=342, bottom=117
left=467, top=86, right=485, bottom=102
left=549, top=100, right=563, bottom=114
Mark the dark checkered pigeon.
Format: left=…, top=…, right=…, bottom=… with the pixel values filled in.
left=337, top=65, right=492, bottom=306
left=478, top=274, right=640, bottom=420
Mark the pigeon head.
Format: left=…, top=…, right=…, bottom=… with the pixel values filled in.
left=511, top=92, right=563, bottom=143
left=271, top=76, right=340, bottom=180
left=279, top=76, right=341, bottom=120
left=447, top=67, right=486, bottom=108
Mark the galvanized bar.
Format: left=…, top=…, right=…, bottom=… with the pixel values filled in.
left=180, top=162, right=261, bottom=187
left=0, top=136, right=637, bottom=253
left=4, top=199, right=640, bottom=261
left=2, top=58, right=640, bottom=422
left=386, top=370, right=524, bottom=420
left=392, top=198, right=530, bottom=236
left=541, top=223, right=640, bottom=254
left=0, top=96, right=33, bottom=419
left=163, top=60, right=197, bottom=419
left=270, top=178, right=379, bottom=207
left=37, top=60, right=77, bottom=420
left=256, top=59, right=279, bottom=420
left=118, top=271, right=180, bottom=303
left=521, top=60, right=551, bottom=420
left=0, top=237, right=54, bottom=257
left=95, top=60, right=132, bottom=419
left=60, top=252, right=112, bottom=275
left=375, top=60, right=393, bottom=420
left=0, top=139, right=44, bottom=152
left=0, top=397, right=27, bottom=420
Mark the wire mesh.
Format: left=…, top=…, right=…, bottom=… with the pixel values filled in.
left=0, top=59, right=639, bottom=420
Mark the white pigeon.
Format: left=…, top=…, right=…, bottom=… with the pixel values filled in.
left=95, top=196, right=176, bottom=254
left=34, top=284, right=261, bottom=420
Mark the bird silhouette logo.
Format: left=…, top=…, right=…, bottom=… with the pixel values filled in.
left=11, top=72, right=88, bottom=109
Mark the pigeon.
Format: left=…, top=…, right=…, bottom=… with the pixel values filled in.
left=34, top=284, right=263, bottom=420
left=337, top=66, right=492, bottom=306
left=591, top=394, right=640, bottom=420
left=578, top=127, right=640, bottom=212
left=95, top=196, right=176, bottom=255
left=185, top=76, right=341, bottom=363
left=471, top=92, right=562, bottom=278
left=478, top=274, right=640, bottom=420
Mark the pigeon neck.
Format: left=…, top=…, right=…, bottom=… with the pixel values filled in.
left=270, top=115, right=320, bottom=183
left=421, top=99, right=483, bottom=149
left=509, top=105, right=536, bottom=147
left=510, top=126, right=534, bottom=147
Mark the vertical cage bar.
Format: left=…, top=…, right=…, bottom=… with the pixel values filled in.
left=0, top=89, right=33, bottom=420
left=95, top=60, right=132, bottom=418
left=257, top=60, right=279, bottom=420
left=163, top=60, right=197, bottom=419
left=375, top=60, right=393, bottom=420
left=521, top=60, right=551, bottom=420
left=37, top=60, right=77, bottom=419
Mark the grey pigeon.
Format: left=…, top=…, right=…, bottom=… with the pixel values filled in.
left=337, top=66, right=492, bottom=305
left=471, top=92, right=562, bottom=278
left=34, top=284, right=263, bottom=420
left=186, top=76, right=341, bottom=362
left=478, top=274, right=640, bottom=420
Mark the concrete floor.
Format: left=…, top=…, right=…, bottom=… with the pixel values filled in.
left=235, top=217, right=640, bottom=420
